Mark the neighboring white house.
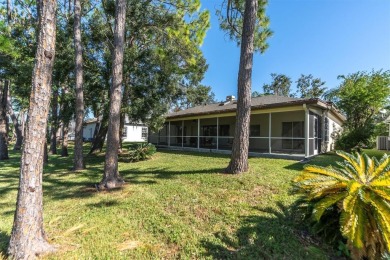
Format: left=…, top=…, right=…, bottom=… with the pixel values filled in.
left=83, top=118, right=97, bottom=141
left=122, top=123, right=148, bottom=142
left=80, top=117, right=148, bottom=142
left=149, top=95, right=346, bottom=159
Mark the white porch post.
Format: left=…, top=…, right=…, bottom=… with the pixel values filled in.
left=304, top=105, right=310, bottom=158
left=269, top=113, right=272, bottom=154
left=217, top=117, right=219, bottom=150
left=197, top=118, right=200, bottom=149
left=168, top=121, right=171, bottom=147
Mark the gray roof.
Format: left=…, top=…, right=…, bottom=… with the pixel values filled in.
left=167, top=95, right=346, bottom=121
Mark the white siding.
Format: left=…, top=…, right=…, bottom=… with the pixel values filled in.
left=327, top=114, right=343, bottom=151
left=83, top=123, right=96, bottom=140
left=123, top=125, right=148, bottom=142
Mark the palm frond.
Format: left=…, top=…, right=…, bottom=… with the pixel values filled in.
left=368, top=154, right=390, bottom=182
left=312, top=192, right=346, bottom=221
left=303, top=165, right=349, bottom=181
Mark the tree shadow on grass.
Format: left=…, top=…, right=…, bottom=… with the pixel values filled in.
left=284, top=153, right=342, bottom=172
left=201, top=202, right=336, bottom=260
left=0, top=230, right=10, bottom=257
left=85, top=199, right=121, bottom=208
left=155, top=149, right=231, bottom=159
left=120, top=167, right=226, bottom=184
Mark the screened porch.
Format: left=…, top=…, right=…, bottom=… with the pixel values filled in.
left=149, top=110, right=323, bottom=158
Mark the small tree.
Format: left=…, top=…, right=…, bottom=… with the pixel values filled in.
left=326, top=70, right=390, bottom=150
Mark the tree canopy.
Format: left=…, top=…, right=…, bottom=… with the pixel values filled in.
left=263, top=73, right=292, bottom=96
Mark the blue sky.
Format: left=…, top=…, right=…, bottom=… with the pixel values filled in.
left=199, top=0, right=390, bottom=101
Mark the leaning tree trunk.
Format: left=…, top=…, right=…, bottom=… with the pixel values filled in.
left=61, top=121, right=69, bottom=157
left=225, top=0, right=258, bottom=174
left=73, top=0, right=85, bottom=170
left=0, top=80, right=9, bottom=160
left=49, top=87, right=58, bottom=154
left=99, top=0, right=127, bottom=189
left=6, top=85, right=23, bottom=151
left=92, top=115, right=100, bottom=142
left=7, top=0, right=57, bottom=257
left=89, top=112, right=108, bottom=154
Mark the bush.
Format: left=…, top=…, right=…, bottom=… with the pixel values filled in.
left=335, top=126, right=374, bottom=151
left=293, top=151, right=390, bottom=259
left=127, top=143, right=156, bottom=162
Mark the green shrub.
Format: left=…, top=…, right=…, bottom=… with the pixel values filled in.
left=293, top=151, right=390, bottom=260
left=335, top=126, right=374, bottom=151
left=127, top=143, right=156, bottom=162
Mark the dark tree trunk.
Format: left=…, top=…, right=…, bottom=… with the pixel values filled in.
left=99, top=0, right=127, bottom=189
left=7, top=0, right=57, bottom=257
left=89, top=112, right=108, bottom=154
left=49, top=87, right=58, bottom=154
left=73, top=0, right=85, bottom=170
left=44, top=141, right=48, bottom=165
left=6, top=85, right=23, bottom=150
left=119, top=111, right=125, bottom=153
left=20, top=110, right=26, bottom=138
left=61, top=122, right=69, bottom=156
left=92, top=116, right=100, bottom=142
left=0, top=80, right=9, bottom=160
left=225, top=0, right=258, bottom=174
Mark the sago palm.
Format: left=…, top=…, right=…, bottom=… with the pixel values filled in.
left=294, top=151, right=390, bottom=259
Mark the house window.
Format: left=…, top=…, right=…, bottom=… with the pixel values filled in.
left=142, top=127, right=148, bottom=140
left=201, top=125, right=217, bottom=136
left=250, top=125, right=260, bottom=137
left=219, top=125, right=230, bottom=136
left=324, top=117, right=329, bottom=142
left=282, top=121, right=304, bottom=149
left=201, top=125, right=230, bottom=136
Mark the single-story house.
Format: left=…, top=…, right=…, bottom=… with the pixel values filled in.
left=148, top=95, right=345, bottom=159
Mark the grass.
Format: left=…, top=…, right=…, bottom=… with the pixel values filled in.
left=0, top=145, right=389, bottom=259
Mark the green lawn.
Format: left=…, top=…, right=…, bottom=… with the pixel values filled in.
left=0, top=146, right=388, bottom=259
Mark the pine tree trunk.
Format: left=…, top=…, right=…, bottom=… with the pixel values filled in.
left=49, top=88, right=58, bottom=154
left=6, top=85, right=23, bottom=151
left=89, top=113, right=108, bottom=154
left=7, top=0, right=57, bottom=257
left=61, top=122, right=69, bottom=157
left=99, top=0, right=127, bottom=189
left=73, top=0, right=85, bottom=170
left=225, top=0, right=258, bottom=174
left=0, top=80, right=9, bottom=160
left=119, top=111, right=125, bottom=153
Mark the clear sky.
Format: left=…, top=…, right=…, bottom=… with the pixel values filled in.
left=199, top=0, right=390, bottom=101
